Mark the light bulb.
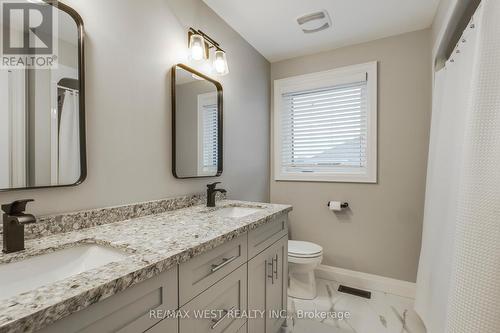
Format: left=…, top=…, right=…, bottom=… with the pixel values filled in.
left=191, top=44, right=203, bottom=61
left=189, top=34, right=206, bottom=61
left=214, top=58, right=225, bottom=73
left=213, top=50, right=229, bottom=75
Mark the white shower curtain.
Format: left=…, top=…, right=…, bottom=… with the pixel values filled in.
left=415, top=1, right=500, bottom=332
left=58, top=90, right=80, bottom=184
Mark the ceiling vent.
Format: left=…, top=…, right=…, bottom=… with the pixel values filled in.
left=297, top=10, right=332, bottom=34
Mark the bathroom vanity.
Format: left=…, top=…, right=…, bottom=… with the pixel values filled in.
left=0, top=197, right=291, bottom=333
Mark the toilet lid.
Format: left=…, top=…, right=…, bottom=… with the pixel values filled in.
left=288, top=240, right=322, bottom=257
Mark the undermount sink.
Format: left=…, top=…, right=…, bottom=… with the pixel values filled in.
left=215, top=206, right=263, bottom=218
left=0, top=244, right=127, bottom=300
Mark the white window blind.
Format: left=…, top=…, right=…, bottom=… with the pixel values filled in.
left=274, top=62, right=377, bottom=182
left=201, top=103, right=218, bottom=173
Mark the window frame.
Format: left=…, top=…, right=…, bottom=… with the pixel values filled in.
left=273, top=61, right=378, bottom=183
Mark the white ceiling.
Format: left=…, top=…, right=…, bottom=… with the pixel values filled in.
left=203, top=0, right=441, bottom=62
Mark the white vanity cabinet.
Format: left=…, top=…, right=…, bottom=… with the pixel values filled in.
left=37, top=212, right=289, bottom=333
left=176, top=214, right=288, bottom=333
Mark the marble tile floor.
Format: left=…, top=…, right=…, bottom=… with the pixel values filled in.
left=282, top=278, right=427, bottom=333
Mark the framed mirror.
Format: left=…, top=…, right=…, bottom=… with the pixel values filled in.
left=172, top=64, right=223, bottom=178
left=0, top=1, right=85, bottom=191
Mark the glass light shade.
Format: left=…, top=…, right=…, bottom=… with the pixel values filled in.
left=189, top=34, right=206, bottom=61
left=213, top=50, right=229, bottom=75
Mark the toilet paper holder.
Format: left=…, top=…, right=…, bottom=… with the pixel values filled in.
left=326, top=201, right=349, bottom=209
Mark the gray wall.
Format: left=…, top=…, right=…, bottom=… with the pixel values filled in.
left=0, top=0, right=270, bottom=215
left=59, top=39, right=78, bottom=68
left=270, top=29, right=432, bottom=282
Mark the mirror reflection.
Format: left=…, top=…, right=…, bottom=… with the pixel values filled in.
left=0, top=5, right=84, bottom=190
left=173, top=64, right=222, bottom=178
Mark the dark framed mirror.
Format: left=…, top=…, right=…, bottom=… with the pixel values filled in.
left=172, top=64, right=223, bottom=178
left=0, top=1, right=86, bottom=191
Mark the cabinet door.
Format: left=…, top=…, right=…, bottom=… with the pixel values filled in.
left=247, top=246, right=269, bottom=333
left=247, top=236, right=287, bottom=333
left=265, top=236, right=287, bottom=333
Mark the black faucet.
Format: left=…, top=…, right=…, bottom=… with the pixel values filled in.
left=207, top=182, right=226, bottom=207
left=2, top=199, right=36, bottom=253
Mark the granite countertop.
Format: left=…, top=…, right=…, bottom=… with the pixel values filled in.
left=0, top=200, right=292, bottom=333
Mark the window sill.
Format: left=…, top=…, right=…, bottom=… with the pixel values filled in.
left=274, top=174, right=377, bottom=183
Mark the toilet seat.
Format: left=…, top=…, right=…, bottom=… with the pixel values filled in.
left=288, top=240, right=323, bottom=258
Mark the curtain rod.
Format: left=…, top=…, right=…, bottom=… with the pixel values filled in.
left=444, top=0, right=482, bottom=61
left=57, top=85, right=79, bottom=93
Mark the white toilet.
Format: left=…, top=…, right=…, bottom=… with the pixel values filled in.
left=288, top=240, right=323, bottom=300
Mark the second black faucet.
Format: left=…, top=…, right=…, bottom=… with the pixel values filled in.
left=206, top=182, right=226, bottom=207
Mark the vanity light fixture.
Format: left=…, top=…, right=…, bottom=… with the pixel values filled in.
left=188, top=27, right=229, bottom=76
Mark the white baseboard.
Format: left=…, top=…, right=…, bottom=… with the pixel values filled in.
left=315, top=264, right=416, bottom=299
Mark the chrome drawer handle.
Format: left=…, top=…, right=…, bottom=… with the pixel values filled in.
left=267, top=260, right=274, bottom=284
left=210, top=306, right=236, bottom=330
left=211, top=256, right=237, bottom=273
left=273, top=254, right=278, bottom=280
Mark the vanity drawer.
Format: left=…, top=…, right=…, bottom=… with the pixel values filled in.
left=179, top=234, right=247, bottom=306
left=248, top=214, right=288, bottom=259
left=38, top=267, right=178, bottom=333
left=179, top=264, right=247, bottom=333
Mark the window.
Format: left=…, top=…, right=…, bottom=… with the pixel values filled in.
left=198, top=92, right=218, bottom=175
left=274, top=62, right=377, bottom=183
